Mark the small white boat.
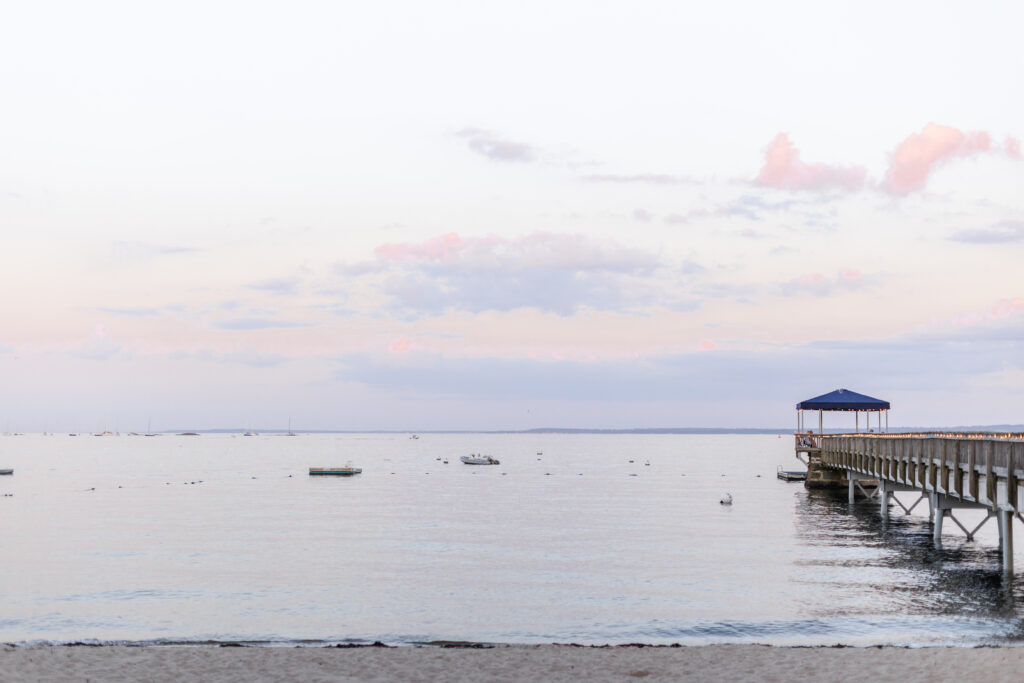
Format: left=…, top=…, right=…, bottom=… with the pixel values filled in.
left=720, top=493, right=733, bottom=505
left=460, top=454, right=500, bottom=465
left=309, top=464, right=362, bottom=476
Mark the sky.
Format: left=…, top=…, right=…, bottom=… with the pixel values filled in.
left=2, top=1, right=1023, bottom=432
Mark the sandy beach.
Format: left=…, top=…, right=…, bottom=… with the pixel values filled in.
left=3, top=643, right=1024, bottom=682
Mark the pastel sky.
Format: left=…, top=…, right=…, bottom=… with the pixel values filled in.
left=2, top=1, right=1023, bottom=431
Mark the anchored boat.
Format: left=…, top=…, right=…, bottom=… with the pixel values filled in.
left=460, top=454, right=500, bottom=465
left=309, top=464, right=362, bottom=476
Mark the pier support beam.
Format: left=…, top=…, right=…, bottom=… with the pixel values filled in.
left=999, top=504, right=1014, bottom=576
left=931, top=493, right=944, bottom=544
left=879, top=480, right=890, bottom=522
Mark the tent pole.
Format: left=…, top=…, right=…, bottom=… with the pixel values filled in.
left=818, top=410, right=822, bottom=435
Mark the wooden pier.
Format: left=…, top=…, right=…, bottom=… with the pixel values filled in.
left=801, top=431, right=1024, bottom=575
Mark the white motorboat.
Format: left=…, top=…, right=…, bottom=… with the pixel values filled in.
left=460, top=454, right=500, bottom=465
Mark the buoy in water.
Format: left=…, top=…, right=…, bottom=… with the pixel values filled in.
left=720, top=493, right=733, bottom=505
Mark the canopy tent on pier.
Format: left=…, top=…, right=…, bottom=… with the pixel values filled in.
left=796, top=388, right=890, bottom=434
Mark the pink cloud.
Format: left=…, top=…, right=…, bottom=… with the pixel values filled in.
left=950, top=312, right=985, bottom=328
left=797, top=273, right=826, bottom=285
left=926, top=298, right=1024, bottom=332
left=697, top=339, right=716, bottom=352
left=388, top=337, right=414, bottom=353
left=989, top=298, right=1024, bottom=320
left=784, top=269, right=871, bottom=296
left=376, top=233, right=463, bottom=263
left=754, top=133, right=866, bottom=192
left=883, top=123, right=992, bottom=195
left=1006, top=136, right=1021, bottom=159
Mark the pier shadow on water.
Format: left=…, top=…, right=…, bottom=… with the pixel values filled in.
left=791, top=488, right=1024, bottom=642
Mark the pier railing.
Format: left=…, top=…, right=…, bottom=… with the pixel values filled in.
left=819, top=433, right=1024, bottom=509
left=793, top=433, right=821, bottom=450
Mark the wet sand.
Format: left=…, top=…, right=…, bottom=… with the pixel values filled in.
left=2, top=643, right=1023, bottom=682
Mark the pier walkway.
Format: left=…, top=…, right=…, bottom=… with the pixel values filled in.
left=799, top=431, right=1024, bottom=575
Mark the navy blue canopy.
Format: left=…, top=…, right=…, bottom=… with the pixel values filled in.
left=797, top=388, right=890, bottom=411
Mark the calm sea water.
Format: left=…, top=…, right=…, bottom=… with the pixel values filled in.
left=1, top=433, right=1023, bottom=647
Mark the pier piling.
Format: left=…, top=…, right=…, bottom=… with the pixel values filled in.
left=999, top=505, right=1014, bottom=575
left=879, top=480, right=890, bottom=522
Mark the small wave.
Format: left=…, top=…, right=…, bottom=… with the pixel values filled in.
left=616, top=616, right=1024, bottom=647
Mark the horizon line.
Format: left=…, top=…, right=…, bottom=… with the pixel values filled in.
left=21, top=424, right=1024, bottom=436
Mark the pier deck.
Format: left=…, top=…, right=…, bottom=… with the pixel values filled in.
left=807, top=432, right=1024, bottom=574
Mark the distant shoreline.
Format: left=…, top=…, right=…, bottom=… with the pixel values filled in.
left=109, top=425, right=1024, bottom=436
left=16, top=428, right=793, bottom=436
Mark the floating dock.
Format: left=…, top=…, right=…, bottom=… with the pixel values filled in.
left=309, top=466, right=362, bottom=476
left=776, top=468, right=806, bottom=482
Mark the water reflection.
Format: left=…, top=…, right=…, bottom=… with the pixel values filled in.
left=793, top=489, right=1023, bottom=639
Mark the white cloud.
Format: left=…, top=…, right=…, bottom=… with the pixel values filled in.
left=354, top=232, right=672, bottom=317
left=456, top=127, right=535, bottom=162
